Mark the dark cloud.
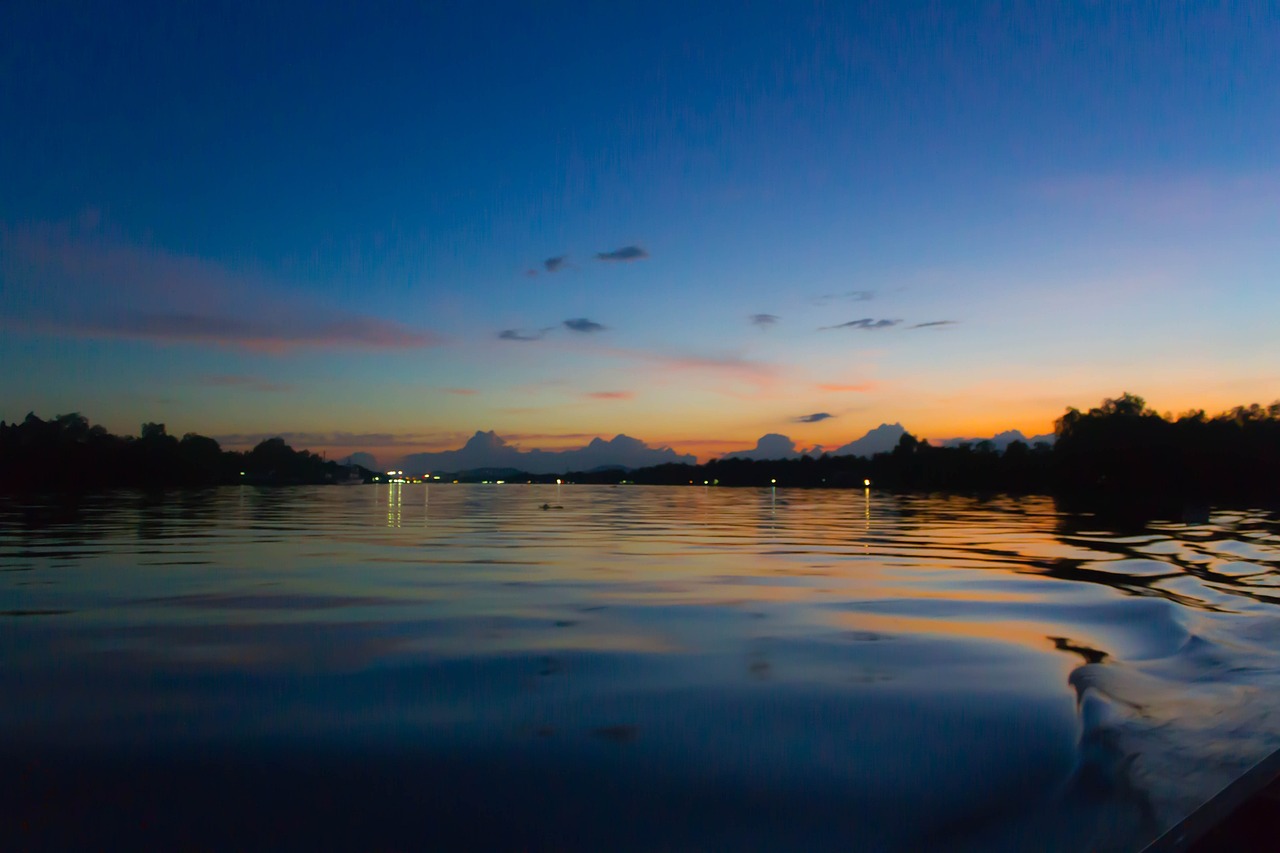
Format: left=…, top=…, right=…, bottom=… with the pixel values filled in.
left=750, top=313, right=779, bottom=327
left=595, top=245, right=649, bottom=262
left=197, top=374, right=294, bottom=393
left=498, top=328, right=550, bottom=342
left=820, top=318, right=901, bottom=331
left=585, top=391, right=634, bottom=400
left=814, top=290, right=874, bottom=305
left=544, top=256, right=568, bottom=273
left=794, top=412, right=834, bottom=423
left=911, top=320, right=958, bottom=329
left=563, top=317, right=606, bottom=333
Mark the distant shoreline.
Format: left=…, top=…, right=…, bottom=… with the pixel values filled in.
left=5, top=394, right=1280, bottom=502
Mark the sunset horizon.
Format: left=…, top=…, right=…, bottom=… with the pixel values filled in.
left=4, top=4, right=1277, bottom=470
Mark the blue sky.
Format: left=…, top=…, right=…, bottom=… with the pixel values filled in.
left=3, top=1, right=1278, bottom=463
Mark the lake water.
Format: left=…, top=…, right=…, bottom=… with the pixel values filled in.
left=4, top=485, right=1280, bottom=851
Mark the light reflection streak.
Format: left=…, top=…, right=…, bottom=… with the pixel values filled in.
left=387, top=483, right=401, bottom=528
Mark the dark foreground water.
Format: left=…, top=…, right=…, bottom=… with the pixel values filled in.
left=4, top=485, right=1280, bottom=851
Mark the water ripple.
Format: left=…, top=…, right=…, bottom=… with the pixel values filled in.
left=2, top=485, right=1280, bottom=851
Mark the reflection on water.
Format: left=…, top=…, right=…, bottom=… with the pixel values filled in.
left=3, top=486, right=1280, bottom=851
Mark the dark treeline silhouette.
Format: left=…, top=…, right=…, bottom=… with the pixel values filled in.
left=6, top=394, right=1280, bottom=498
left=568, top=393, right=1280, bottom=500
left=566, top=434, right=1056, bottom=491
left=1054, top=393, right=1280, bottom=496
left=0, top=413, right=370, bottom=489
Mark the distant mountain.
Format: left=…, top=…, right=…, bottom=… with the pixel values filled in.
left=342, top=451, right=378, bottom=469
left=832, top=423, right=908, bottom=457
left=721, top=433, right=823, bottom=461
left=937, top=429, right=1056, bottom=450
left=718, top=424, right=907, bottom=462
left=399, top=431, right=696, bottom=475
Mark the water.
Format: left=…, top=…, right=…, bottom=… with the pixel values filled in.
left=4, top=485, right=1280, bottom=851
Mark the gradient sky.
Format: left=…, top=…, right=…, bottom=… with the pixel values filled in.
left=3, top=1, right=1278, bottom=465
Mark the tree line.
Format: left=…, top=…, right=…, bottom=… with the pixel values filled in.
left=0, top=413, right=369, bottom=489
left=4, top=394, right=1280, bottom=498
left=566, top=393, right=1280, bottom=499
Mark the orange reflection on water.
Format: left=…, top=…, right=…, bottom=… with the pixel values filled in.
left=831, top=610, right=1092, bottom=657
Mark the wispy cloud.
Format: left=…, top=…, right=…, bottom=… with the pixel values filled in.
left=813, top=290, right=874, bottom=306
left=603, top=347, right=782, bottom=397
left=499, top=319, right=605, bottom=339
left=585, top=391, right=634, bottom=400
left=910, top=320, right=958, bottom=329
left=500, top=432, right=599, bottom=443
left=563, top=317, right=606, bottom=333
left=544, top=255, right=568, bottom=273
left=444, top=387, right=478, bottom=395
left=595, top=245, right=649, bottom=262
left=1032, top=171, right=1280, bottom=226
left=816, top=382, right=875, bottom=393
left=750, top=313, right=779, bottom=327
left=820, top=318, right=901, bottom=331
left=2, top=224, right=441, bottom=352
left=197, top=374, right=294, bottom=393
left=213, top=430, right=436, bottom=450
left=581, top=343, right=778, bottom=394
left=498, top=327, right=552, bottom=342
left=86, top=313, right=435, bottom=351
left=794, top=412, right=834, bottom=423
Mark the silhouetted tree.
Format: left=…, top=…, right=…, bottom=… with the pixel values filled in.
left=0, top=413, right=370, bottom=490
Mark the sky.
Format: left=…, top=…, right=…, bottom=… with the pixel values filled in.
left=3, top=1, right=1279, bottom=466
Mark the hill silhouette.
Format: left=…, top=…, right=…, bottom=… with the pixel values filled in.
left=4, top=394, right=1280, bottom=499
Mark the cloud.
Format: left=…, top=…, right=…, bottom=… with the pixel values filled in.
left=197, top=374, right=294, bottom=393
left=1, top=224, right=442, bottom=352
left=563, top=317, right=606, bottom=333
left=499, top=319, right=605, bottom=339
left=794, top=412, right=834, bottom=423
left=595, top=245, right=649, bottom=262
left=816, top=382, right=875, bottom=393
left=500, top=432, right=598, bottom=442
left=213, top=430, right=435, bottom=450
left=585, top=391, right=634, bottom=400
left=400, top=430, right=695, bottom=474
left=814, top=290, right=874, bottom=305
left=576, top=344, right=783, bottom=399
left=911, top=320, right=958, bottom=329
left=641, top=351, right=779, bottom=391
left=544, top=255, right=568, bottom=273
left=820, top=318, right=901, bottom=331
left=750, top=313, right=779, bottom=327
left=55, top=312, right=436, bottom=352
left=720, top=433, right=821, bottom=461
left=1031, top=171, right=1280, bottom=226
left=444, top=387, right=478, bottom=395
left=498, top=327, right=551, bottom=341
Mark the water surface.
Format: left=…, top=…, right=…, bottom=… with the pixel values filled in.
left=4, top=485, right=1280, bottom=850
